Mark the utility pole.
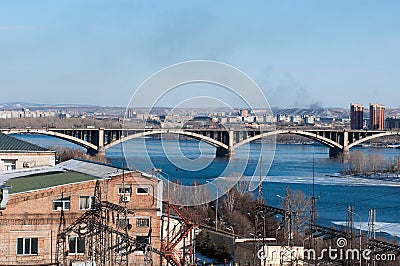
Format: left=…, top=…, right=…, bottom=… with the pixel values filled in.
left=368, top=209, right=376, bottom=266
left=206, top=181, right=219, bottom=231
left=309, top=155, right=317, bottom=265
left=346, top=205, right=354, bottom=252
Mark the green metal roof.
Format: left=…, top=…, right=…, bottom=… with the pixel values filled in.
left=4, top=171, right=97, bottom=194
left=0, top=133, right=50, bottom=152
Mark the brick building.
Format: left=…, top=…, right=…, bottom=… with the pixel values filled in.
left=0, top=160, right=163, bottom=265
left=350, top=103, right=364, bottom=129
left=369, top=103, right=385, bottom=130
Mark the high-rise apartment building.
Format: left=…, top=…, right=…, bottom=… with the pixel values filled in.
left=369, top=103, right=385, bottom=130
left=350, top=103, right=364, bottom=129
left=240, top=109, right=248, bottom=117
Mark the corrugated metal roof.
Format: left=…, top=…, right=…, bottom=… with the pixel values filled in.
left=0, top=133, right=50, bottom=152
left=57, top=159, right=127, bottom=178
left=0, top=159, right=126, bottom=187
left=0, top=159, right=159, bottom=194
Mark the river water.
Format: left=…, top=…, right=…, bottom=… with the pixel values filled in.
left=14, top=134, right=400, bottom=238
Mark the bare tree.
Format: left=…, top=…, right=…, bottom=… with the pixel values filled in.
left=222, top=174, right=250, bottom=215
left=50, top=146, right=108, bottom=164
left=281, top=187, right=312, bottom=234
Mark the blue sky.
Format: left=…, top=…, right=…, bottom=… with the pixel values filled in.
left=1, top=1, right=399, bottom=108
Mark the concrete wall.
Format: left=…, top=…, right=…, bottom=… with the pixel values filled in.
left=0, top=151, right=55, bottom=171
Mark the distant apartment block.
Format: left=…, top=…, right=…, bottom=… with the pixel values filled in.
left=0, top=109, right=55, bottom=119
left=126, top=108, right=137, bottom=118
left=350, top=103, right=364, bottom=129
left=369, top=103, right=385, bottom=130
left=303, top=114, right=316, bottom=125
left=276, top=114, right=316, bottom=126
left=240, top=109, right=249, bottom=117
left=385, top=117, right=400, bottom=129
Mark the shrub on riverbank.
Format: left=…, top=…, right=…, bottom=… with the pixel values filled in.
left=341, top=151, right=400, bottom=177
left=49, top=145, right=109, bottom=164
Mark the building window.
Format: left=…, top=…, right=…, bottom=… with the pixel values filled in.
left=117, top=218, right=132, bottom=230
left=118, top=186, right=132, bottom=194
left=79, top=196, right=95, bottom=210
left=53, top=197, right=70, bottom=211
left=17, top=238, right=38, bottom=255
left=136, top=236, right=149, bottom=251
left=136, top=218, right=150, bottom=228
left=3, top=159, right=16, bottom=171
left=136, top=187, right=149, bottom=195
left=68, top=237, right=85, bottom=254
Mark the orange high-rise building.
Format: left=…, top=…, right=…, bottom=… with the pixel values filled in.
left=369, top=103, right=385, bottom=130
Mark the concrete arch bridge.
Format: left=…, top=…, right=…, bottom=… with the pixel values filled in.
left=2, top=128, right=399, bottom=157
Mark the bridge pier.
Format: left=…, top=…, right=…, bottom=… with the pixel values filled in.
left=87, top=147, right=105, bottom=156
left=329, top=147, right=341, bottom=157
left=329, top=147, right=349, bottom=158
left=216, top=147, right=227, bottom=157
left=94, top=128, right=106, bottom=156
left=87, top=148, right=98, bottom=156
left=97, top=146, right=106, bottom=156
left=215, top=147, right=234, bottom=157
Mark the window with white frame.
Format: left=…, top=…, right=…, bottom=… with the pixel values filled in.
left=79, top=196, right=95, bottom=210
left=136, top=187, right=149, bottom=195
left=3, top=159, right=16, bottom=171
left=68, top=237, right=85, bottom=254
left=136, top=217, right=150, bottom=228
left=53, top=197, right=70, bottom=211
left=17, top=238, right=38, bottom=255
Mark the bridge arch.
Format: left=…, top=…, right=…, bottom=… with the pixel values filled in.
left=233, top=129, right=343, bottom=150
left=347, top=131, right=400, bottom=149
left=1, top=129, right=98, bottom=152
left=104, top=129, right=228, bottom=150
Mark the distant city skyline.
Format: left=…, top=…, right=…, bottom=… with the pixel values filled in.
left=1, top=1, right=400, bottom=108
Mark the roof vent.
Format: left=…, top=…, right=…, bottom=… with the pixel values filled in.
left=0, top=185, right=12, bottom=210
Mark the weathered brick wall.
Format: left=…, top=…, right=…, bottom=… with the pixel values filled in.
left=0, top=171, right=163, bottom=265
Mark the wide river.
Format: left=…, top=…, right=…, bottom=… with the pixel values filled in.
left=14, top=134, right=400, bottom=238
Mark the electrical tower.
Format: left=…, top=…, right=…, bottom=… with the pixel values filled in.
left=252, top=156, right=265, bottom=266
left=368, top=209, right=376, bottom=266
left=55, top=180, right=196, bottom=266
left=280, top=187, right=294, bottom=265
left=367, top=209, right=376, bottom=240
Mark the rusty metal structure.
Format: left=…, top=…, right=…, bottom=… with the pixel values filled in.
left=55, top=180, right=196, bottom=266
left=161, top=203, right=196, bottom=266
